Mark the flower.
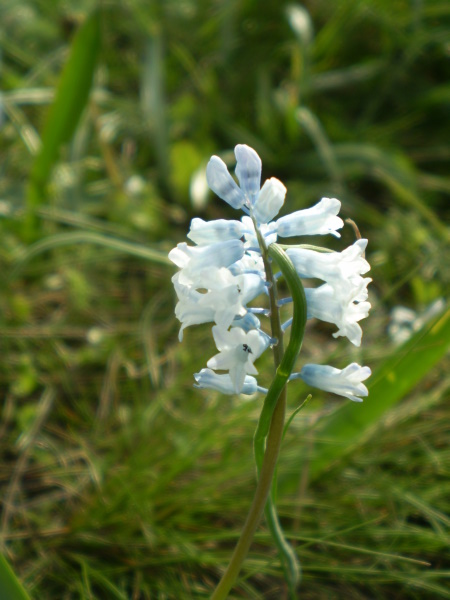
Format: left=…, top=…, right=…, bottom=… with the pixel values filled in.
left=286, top=239, right=370, bottom=286
left=296, top=363, right=371, bottom=402
left=207, top=326, right=270, bottom=393
left=251, top=178, right=287, bottom=224
left=169, top=239, right=244, bottom=286
left=169, top=143, right=371, bottom=397
left=194, top=368, right=258, bottom=395
left=187, top=218, right=245, bottom=245
left=206, top=145, right=286, bottom=224
left=276, top=197, right=343, bottom=238
left=172, top=267, right=266, bottom=340
left=304, top=280, right=371, bottom=346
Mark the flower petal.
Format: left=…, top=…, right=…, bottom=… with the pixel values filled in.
left=206, top=156, right=246, bottom=209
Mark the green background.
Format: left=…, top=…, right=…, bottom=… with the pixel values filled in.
left=0, top=0, right=449, bottom=598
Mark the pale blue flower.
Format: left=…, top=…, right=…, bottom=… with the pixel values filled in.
left=187, top=218, right=245, bottom=245
left=296, top=362, right=371, bottom=402
left=173, top=268, right=266, bottom=339
left=169, top=239, right=244, bottom=285
left=234, top=144, right=262, bottom=205
left=206, top=145, right=286, bottom=225
left=207, top=326, right=270, bottom=393
left=287, top=239, right=370, bottom=286
left=304, top=280, right=371, bottom=346
left=194, top=368, right=259, bottom=395
left=170, top=143, right=372, bottom=397
left=251, top=177, right=286, bottom=224
left=206, top=156, right=246, bottom=209
left=276, top=197, right=343, bottom=238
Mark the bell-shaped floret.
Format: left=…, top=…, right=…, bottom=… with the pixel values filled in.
left=297, top=362, right=371, bottom=402
left=276, top=197, right=343, bottom=238
left=252, top=178, right=286, bottom=224
left=194, top=368, right=258, bottom=395
left=187, top=218, right=245, bottom=245
left=234, top=144, right=262, bottom=206
left=169, top=239, right=244, bottom=286
left=206, top=156, right=246, bottom=209
left=304, top=280, right=371, bottom=346
left=173, top=267, right=266, bottom=339
left=207, top=326, right=269, bottom=393
left=287, top=239, right=370, bottom=286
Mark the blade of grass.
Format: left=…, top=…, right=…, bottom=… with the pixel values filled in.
left=10, top=230, right=170, bottom=280
left=309, top=305, right=450, bottom=479
left=0, top=554, right=31, bottom=600
left=25, top=9, right=101, bottom=238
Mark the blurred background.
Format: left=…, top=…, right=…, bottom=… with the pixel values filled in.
left=0, top=0, right=449, bottom=598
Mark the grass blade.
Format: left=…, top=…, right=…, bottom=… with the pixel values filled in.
left=25, top=10, right=101, bottom=235
left=0, top=554, right=30, bottom=600
left=309, top=305, right=450, bottom=478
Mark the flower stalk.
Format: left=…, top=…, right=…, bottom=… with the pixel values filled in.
left=169, top=143, right=372, bottom=597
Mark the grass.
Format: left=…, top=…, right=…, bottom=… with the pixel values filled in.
left=1, top=0, right=449, bottom=598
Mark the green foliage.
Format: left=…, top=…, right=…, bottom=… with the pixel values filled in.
left=25, top=9, right=101, bottom=237
left=0, top=0, right=449, bottom=598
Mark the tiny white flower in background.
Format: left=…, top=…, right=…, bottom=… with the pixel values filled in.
left=170, top=143, right=371, bottom=398
left=297, top=363, right=371, bottom=402
left=388, top=298, right=445, bottom=345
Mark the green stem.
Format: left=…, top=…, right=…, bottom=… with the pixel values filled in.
left=254, top=244, right=307, bottom=597
left=210, top=391, right=287, bottom=600
left=210, top=243, right=307, bottom=600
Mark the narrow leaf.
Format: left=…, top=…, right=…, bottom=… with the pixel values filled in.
left=0, top=553, right=31, bottom=600
left=309, top=306, right=450, bottom=479
left=26, top=10, right=101, bottom=214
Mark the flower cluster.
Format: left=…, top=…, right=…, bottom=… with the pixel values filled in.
left=169, top=145, right=371, bottom=401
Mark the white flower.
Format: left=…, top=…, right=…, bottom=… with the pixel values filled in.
left=251, top=177, right=286, bottom=224
left=207, top=326, right=269, bottom=393
left=194, top=368, right=258, bottom=395
left=206, top=145, right=286, bottom=225
left=304, top=280, right=371, bottom=346
left=287, top=239, right=370, bottom=286
left=276, top=197, right=344, bottom=238
left=187, top=218, right=245, bottom=245
left=170, top=143, right=372, bottom=397
left=297, top=362, right=371, bottom=402
left=235, top=144, right=262, bottom=205
left=206, top=156, right=246, bottom=209
left=168, top=239, right=244, bottom=286
left=173, top=268, right=266, bottom=340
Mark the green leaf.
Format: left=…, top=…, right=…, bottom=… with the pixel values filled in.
left=309, top=306, right=450, bottom=479
left=0, top=553, right=31, bottom=600
left=26, top=10, right=101, bottom=229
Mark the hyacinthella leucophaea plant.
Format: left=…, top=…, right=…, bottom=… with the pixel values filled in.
left=169, top=145, right=371, bottom=598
